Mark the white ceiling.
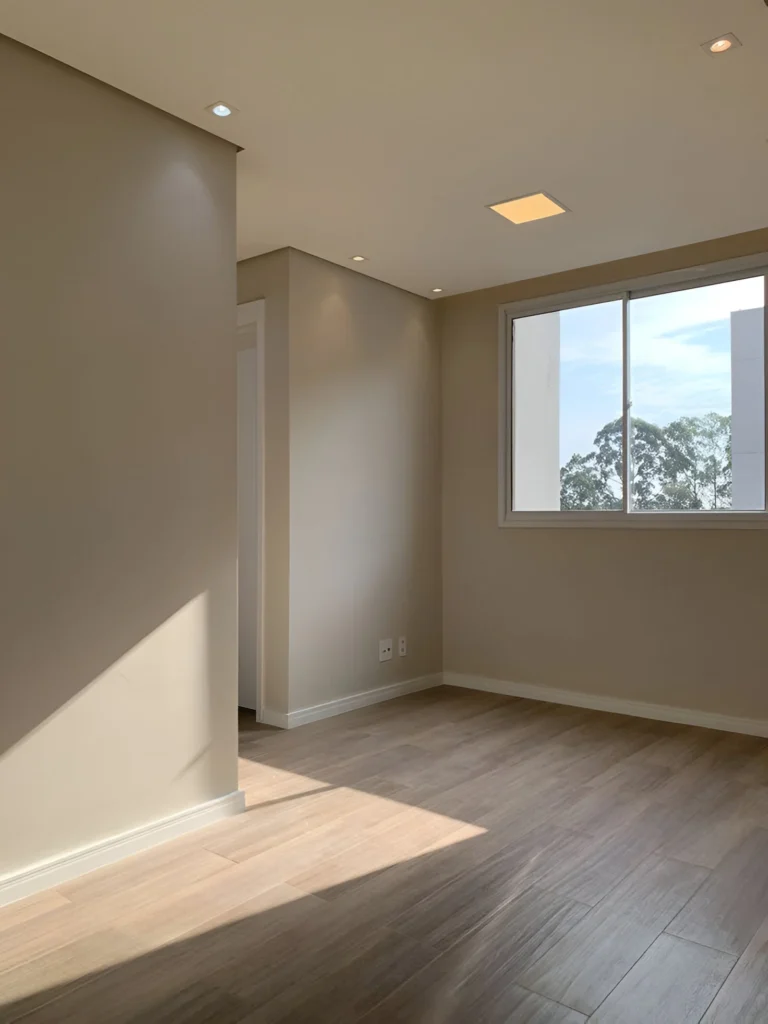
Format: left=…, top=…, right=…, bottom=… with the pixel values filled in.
left=2, top=0, right=768, bottom=296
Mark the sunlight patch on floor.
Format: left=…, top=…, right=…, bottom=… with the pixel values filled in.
left=233, top=760, right=488, bottom=890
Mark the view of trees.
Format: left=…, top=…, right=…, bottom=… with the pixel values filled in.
left=560, top=412, right=732, bottom=511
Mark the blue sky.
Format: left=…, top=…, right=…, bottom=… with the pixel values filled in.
left=558, top=277, right=764, bottom=463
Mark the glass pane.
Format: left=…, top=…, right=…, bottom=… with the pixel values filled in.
left=629, top=276, right=765, bottom=511
left=512, top=300, right=623, bottom=511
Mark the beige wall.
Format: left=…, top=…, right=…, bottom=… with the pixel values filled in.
left=0, top=38, right=238, bottom=878
left=441, top=228, right=768, bottom=720
left=238, top=250, right=442, bottom=714
left=288, top=250, right=442, bottom=710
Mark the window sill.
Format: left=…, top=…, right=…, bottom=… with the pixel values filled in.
left=500, top=511, right=768, bottom=529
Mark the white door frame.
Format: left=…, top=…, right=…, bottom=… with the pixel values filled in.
left=236, top=299, right=265, bottom=718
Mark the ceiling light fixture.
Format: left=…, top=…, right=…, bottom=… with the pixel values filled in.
left=350, top=255, right=367, bottom=262
left=206, top=102, right=236, bottom=117
left=489, top=192, right=567, bottom=225
left=701, top=32, right=741, bottom=55
left=432, top=288, right=443, bottom=294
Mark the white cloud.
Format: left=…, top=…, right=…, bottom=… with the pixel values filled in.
left=558, top=276, right=763, bottom=371
left=630, top=276, right=763, bottom=346
left=555, top=276, right=763, bottom=427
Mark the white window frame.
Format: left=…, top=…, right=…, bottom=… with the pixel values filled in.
left=499, top=253, right=768, bottom=529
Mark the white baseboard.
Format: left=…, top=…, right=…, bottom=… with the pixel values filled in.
left=260, top=707, right=291, bottom=729
left=0, top=789, right=246, bottom=909
left=260, top=674, right=442, bottom=730
left=444, top=672, right=768, bottom=739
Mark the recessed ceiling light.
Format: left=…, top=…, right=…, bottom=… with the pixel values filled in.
left=489, top=192, right=567, bottom=225
left=206, top=102, right=237, bottom=117
left=432, top=288, right=443, bottom=294
left=701, top=33, right=741, bottom=55
left=350, top=255, right=367, bottom=262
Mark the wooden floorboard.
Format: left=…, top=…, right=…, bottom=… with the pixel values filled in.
left=589, top=933, right=735, bottom=1023
left=2, top=687, right=768, bottom=1021
left=666, top=826, right=768, bottom=955
left=517, top=855, right=709, bottom=1014
left=701, top=917, right=768, bottom=1023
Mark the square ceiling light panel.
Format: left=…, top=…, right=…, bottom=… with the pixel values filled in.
left=489, top=192, right=568, bottom=225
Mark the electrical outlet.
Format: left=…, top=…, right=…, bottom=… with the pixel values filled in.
left=379, top=639, right=393, bottom=662
left=398, top=636, right=407, bottom=656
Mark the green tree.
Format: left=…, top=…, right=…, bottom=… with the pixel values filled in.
left=560, top=413, right=732, bottom=511
left=560, top=451, right=618, bottom=510
left=655, top=413, right=731, bottom=510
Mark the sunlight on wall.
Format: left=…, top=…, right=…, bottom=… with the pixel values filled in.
left=0, top=593, right=226, bottom=880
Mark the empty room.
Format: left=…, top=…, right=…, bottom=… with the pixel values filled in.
left=2, top=2, right=768, bottom=1021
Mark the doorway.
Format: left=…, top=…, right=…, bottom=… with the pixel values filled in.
left=236, top=299, right=265, bottom=716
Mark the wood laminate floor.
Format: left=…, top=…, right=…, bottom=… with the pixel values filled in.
left=3, top=686, right=768, bottom=1022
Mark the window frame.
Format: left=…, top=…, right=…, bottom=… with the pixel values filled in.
left=498, top=254, right=768, bottom=529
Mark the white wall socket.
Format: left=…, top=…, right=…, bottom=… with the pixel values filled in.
left=398, top=636, right=407, bottom=656
left=379, top=639, right=393, bottom=662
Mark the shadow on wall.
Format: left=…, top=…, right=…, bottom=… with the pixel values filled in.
left=0, top=423, right=237, bottom=875
left=0, top=31, right=238, bottom=878
left=0, top=515, right=232, bottom=755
